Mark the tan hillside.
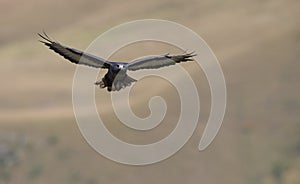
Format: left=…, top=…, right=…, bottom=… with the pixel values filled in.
left=0, top=0, right=299, bottom=183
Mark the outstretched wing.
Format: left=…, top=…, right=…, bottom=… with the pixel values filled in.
left=38, top=32, right=111, bottom=68
left=127, top=52, right=196, bottom=71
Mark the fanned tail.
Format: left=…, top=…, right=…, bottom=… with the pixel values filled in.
left=112, top=75, right=137, bottom=91
left=95, top=75, right=137, bottom=92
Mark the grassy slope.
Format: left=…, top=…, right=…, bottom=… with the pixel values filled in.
left=0, top=0, right=299, bottom=183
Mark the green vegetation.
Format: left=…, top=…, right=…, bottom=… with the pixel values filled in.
left=271, top=160, right=287, bottom=184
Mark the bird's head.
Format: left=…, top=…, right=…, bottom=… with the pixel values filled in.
left=115, top=64, right=125, bottom=70
left=111, top=64, right=126, bottom=72
left=117, top=64, right=124, bottom=69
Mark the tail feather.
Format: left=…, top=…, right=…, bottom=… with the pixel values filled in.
left=124, top=75, right=137, bottom=84
left=112, top=75, right=137, bottom=91
left=96, top=75, right=137, bottom=91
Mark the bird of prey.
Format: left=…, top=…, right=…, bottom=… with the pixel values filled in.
left=38, top=32, right=196, bottom=92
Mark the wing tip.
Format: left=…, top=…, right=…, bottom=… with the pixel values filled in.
left=165, top=51, right=197, bottom=62
left=184, top=51, right=197, bottom=57
left=37, top=31, right=54, bottom=44
left=183, top=51, right=197, bottom=61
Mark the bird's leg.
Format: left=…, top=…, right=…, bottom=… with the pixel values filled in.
left=94, top=78, right=106, bottom=88
left=94, top=80, right=101, bottom=85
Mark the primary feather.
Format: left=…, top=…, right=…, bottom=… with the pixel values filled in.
left=38, top=32, right=111, bottom=68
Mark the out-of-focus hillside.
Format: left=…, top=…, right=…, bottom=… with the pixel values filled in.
left=0, top=0, right=299, bottom=183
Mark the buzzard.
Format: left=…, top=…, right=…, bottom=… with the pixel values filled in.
left=39, top=32, right=196, bottom=91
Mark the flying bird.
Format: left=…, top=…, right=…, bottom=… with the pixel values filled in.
left=38, top=32, right=196, bottom=91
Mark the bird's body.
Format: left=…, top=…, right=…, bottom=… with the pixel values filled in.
left=38, top=32, right=196, bottom=91
left=96, top=64, right=137, bottom=91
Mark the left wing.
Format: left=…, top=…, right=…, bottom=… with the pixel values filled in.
left=38, top=32, right=111, bottom=69
left=127, top=52, right=196, bottom=71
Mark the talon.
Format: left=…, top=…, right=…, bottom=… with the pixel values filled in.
left=94, top=81, right=101, bottom=85
left=100, top=82, right=105, bottom=88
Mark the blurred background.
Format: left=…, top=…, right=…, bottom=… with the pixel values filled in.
left=0, top=0, right=299, bottom=183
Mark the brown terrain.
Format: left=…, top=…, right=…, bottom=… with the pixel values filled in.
left=0, top=0, right=299, bottom=183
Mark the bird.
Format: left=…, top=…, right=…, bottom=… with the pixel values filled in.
left=38, top=32, right=196, bottom=92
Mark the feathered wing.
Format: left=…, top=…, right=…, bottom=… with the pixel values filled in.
left=38, top=32, right=111, bottom=68
left=127, top=52, right=196, bottom=71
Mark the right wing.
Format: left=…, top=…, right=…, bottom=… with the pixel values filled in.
left=38, top=32, right=111, bottom=69
left=127, top=52, right=196, bottom=71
